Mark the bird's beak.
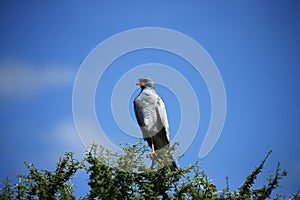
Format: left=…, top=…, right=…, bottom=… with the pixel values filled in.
left=136, top=80, right=143, bottom=86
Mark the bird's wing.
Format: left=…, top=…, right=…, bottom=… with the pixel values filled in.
left=156, top=96, right=170, bottom=143
left=134, top=100, right=144, bottom=127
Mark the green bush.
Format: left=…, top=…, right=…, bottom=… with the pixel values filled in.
left=1, top=140, right=297, bottom=199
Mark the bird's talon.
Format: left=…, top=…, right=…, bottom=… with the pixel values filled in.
left=149, top=152, right=156, bottom=159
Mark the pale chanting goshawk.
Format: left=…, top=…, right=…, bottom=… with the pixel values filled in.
left=134, top=77, right=177, bottom=170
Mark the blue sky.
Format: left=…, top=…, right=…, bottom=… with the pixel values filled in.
left=0, top=1, right=300, bottom=198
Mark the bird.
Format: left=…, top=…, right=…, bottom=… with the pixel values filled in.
left=133, top=77, right=177, bottom=170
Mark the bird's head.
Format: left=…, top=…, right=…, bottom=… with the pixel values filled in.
left=136, top=77, right=155, bottom=89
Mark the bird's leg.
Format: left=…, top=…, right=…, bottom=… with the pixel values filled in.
left=150, top=137, right=156, bottom=159
left=150, top=137, right=157, bottom=169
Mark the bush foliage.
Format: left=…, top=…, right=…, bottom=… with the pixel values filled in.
left=1, top=140, right=298, bottom=199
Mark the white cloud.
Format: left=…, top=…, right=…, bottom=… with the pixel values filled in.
left=20, top=120, right=86, bottom=170
left=0, top=60, right=76, bottom=98
left=39, top=120, right=86, bottom=164
left=50, top=120, right=84, bottom=152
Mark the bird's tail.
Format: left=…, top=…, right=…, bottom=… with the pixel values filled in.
left=168, top=154, right=177, bottom=171
left=151, top=149, right=177, bottom=171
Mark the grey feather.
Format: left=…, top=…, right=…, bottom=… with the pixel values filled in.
left=134, top=81, right=170, bottom=147
left=134, top=78, right=177, bottom=170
